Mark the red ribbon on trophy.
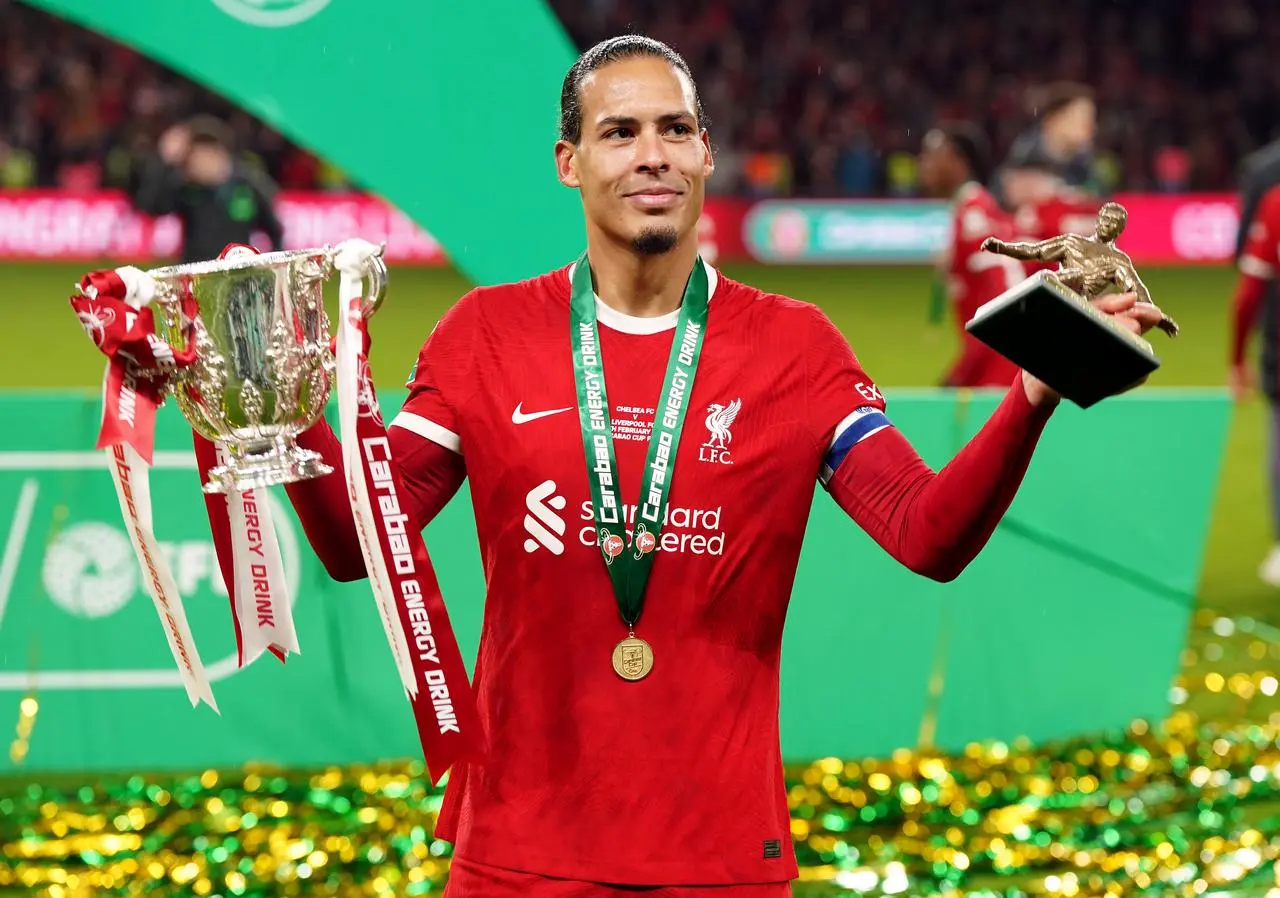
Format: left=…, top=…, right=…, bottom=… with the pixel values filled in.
left=332, top=240, right=486, bottom=784
left=68, top=266, right=218, bottom=710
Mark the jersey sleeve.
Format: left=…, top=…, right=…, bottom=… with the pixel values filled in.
left=804, top=306, right=892, bottom=487
left=1239, top=188, right=1280, bottom=281
left=388, top=291, right=480, bottom=455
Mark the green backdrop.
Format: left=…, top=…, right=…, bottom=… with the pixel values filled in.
left=16, top=0, right=585, bottom=287
left=0, top=389, right=1228, bottom=773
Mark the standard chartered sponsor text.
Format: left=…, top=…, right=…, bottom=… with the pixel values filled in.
left=578, top=501, right=726, bottom=556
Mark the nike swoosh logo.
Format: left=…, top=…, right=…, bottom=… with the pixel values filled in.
left=512, top=403, right=573, bottom=425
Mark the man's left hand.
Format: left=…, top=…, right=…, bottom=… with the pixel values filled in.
left=1021, top=292, right=1172, bottom=407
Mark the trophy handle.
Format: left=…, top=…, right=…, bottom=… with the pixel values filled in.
left=360, top=253, right=384, bottom=319
left=353, top=243, right=388, bottom=319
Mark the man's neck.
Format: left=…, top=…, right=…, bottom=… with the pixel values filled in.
left=586, top=236, right=699, bottom=319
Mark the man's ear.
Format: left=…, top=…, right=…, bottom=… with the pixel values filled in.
left=701, top=129, right=714, bottom=177
left=555, top=139, right=580, bottom=188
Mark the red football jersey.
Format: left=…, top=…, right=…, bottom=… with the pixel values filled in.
left=1013, top=188, right=1102, bottom=274
left=1239, top=187, right=1280, bottom=281
left=1232, top=186, right=1280, bottom=369
left=389, top=260, right=890, bottom=885
left=940, top=182, right=1024, bottom=387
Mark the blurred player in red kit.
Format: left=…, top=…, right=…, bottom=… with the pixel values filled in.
left=1001, top=154, right=1102, bottom=275
left=1230, top=183, right=1280, bottom=585
left=277, top=37, right=1172, bottom=897
left=919, top=122, right=1025, bottom=387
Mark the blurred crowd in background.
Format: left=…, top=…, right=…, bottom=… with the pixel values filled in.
left=1, top=0, right=1277, bottom=198
left=0, top=0, right=352, bottom=194
left=553, top=0, right=1280, bottom=197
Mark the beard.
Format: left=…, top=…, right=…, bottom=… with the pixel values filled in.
left=631, top=226, right=679, bottom=256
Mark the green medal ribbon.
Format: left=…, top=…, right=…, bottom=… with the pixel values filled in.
left=569, top=251, right=710, bottom=631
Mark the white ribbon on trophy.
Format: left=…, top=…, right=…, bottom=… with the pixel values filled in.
left=332, top=238, right=418, bottom=697
left=86, top=265, right=219, bottom=711
left=217, top=443, right=299, bottom=667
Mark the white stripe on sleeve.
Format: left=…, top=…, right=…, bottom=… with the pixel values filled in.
left=389, top=411, right=463, bottom=455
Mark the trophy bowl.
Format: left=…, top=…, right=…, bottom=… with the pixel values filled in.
left=146, top=245, right=387, bottom=495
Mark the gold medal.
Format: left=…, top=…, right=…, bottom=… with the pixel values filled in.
left=612, top=634, right=654, bottom=681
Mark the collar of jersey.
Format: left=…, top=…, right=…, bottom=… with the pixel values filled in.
left=566, top=256, right=719, bottom=335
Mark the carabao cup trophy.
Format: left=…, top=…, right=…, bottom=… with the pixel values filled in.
left=68, top=238, right=391, bottom=709
left=964, top=202, right=1180, bottom=408
left=148, top=243, right=387, bottom=493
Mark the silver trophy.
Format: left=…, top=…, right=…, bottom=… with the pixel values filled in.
left=146, top=244, right=387, bottom=494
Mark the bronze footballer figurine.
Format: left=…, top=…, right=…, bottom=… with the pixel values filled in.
left=981, top=201, right=1179, bottom=338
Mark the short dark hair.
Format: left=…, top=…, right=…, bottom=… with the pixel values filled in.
left=936, top=121, right=992, bottom=184
left=1003, top=142, right=1061, bottom=175
left=558, top=34, right=707, bottom=144
left=1033, top=81, right=1094, bottom=119
left=185, top=114, right=234, bottom=150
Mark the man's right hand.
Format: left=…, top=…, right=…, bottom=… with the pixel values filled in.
left=1229, top=363, right=1255, bottom=402
left=158, top=125, right=190, bottom=164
